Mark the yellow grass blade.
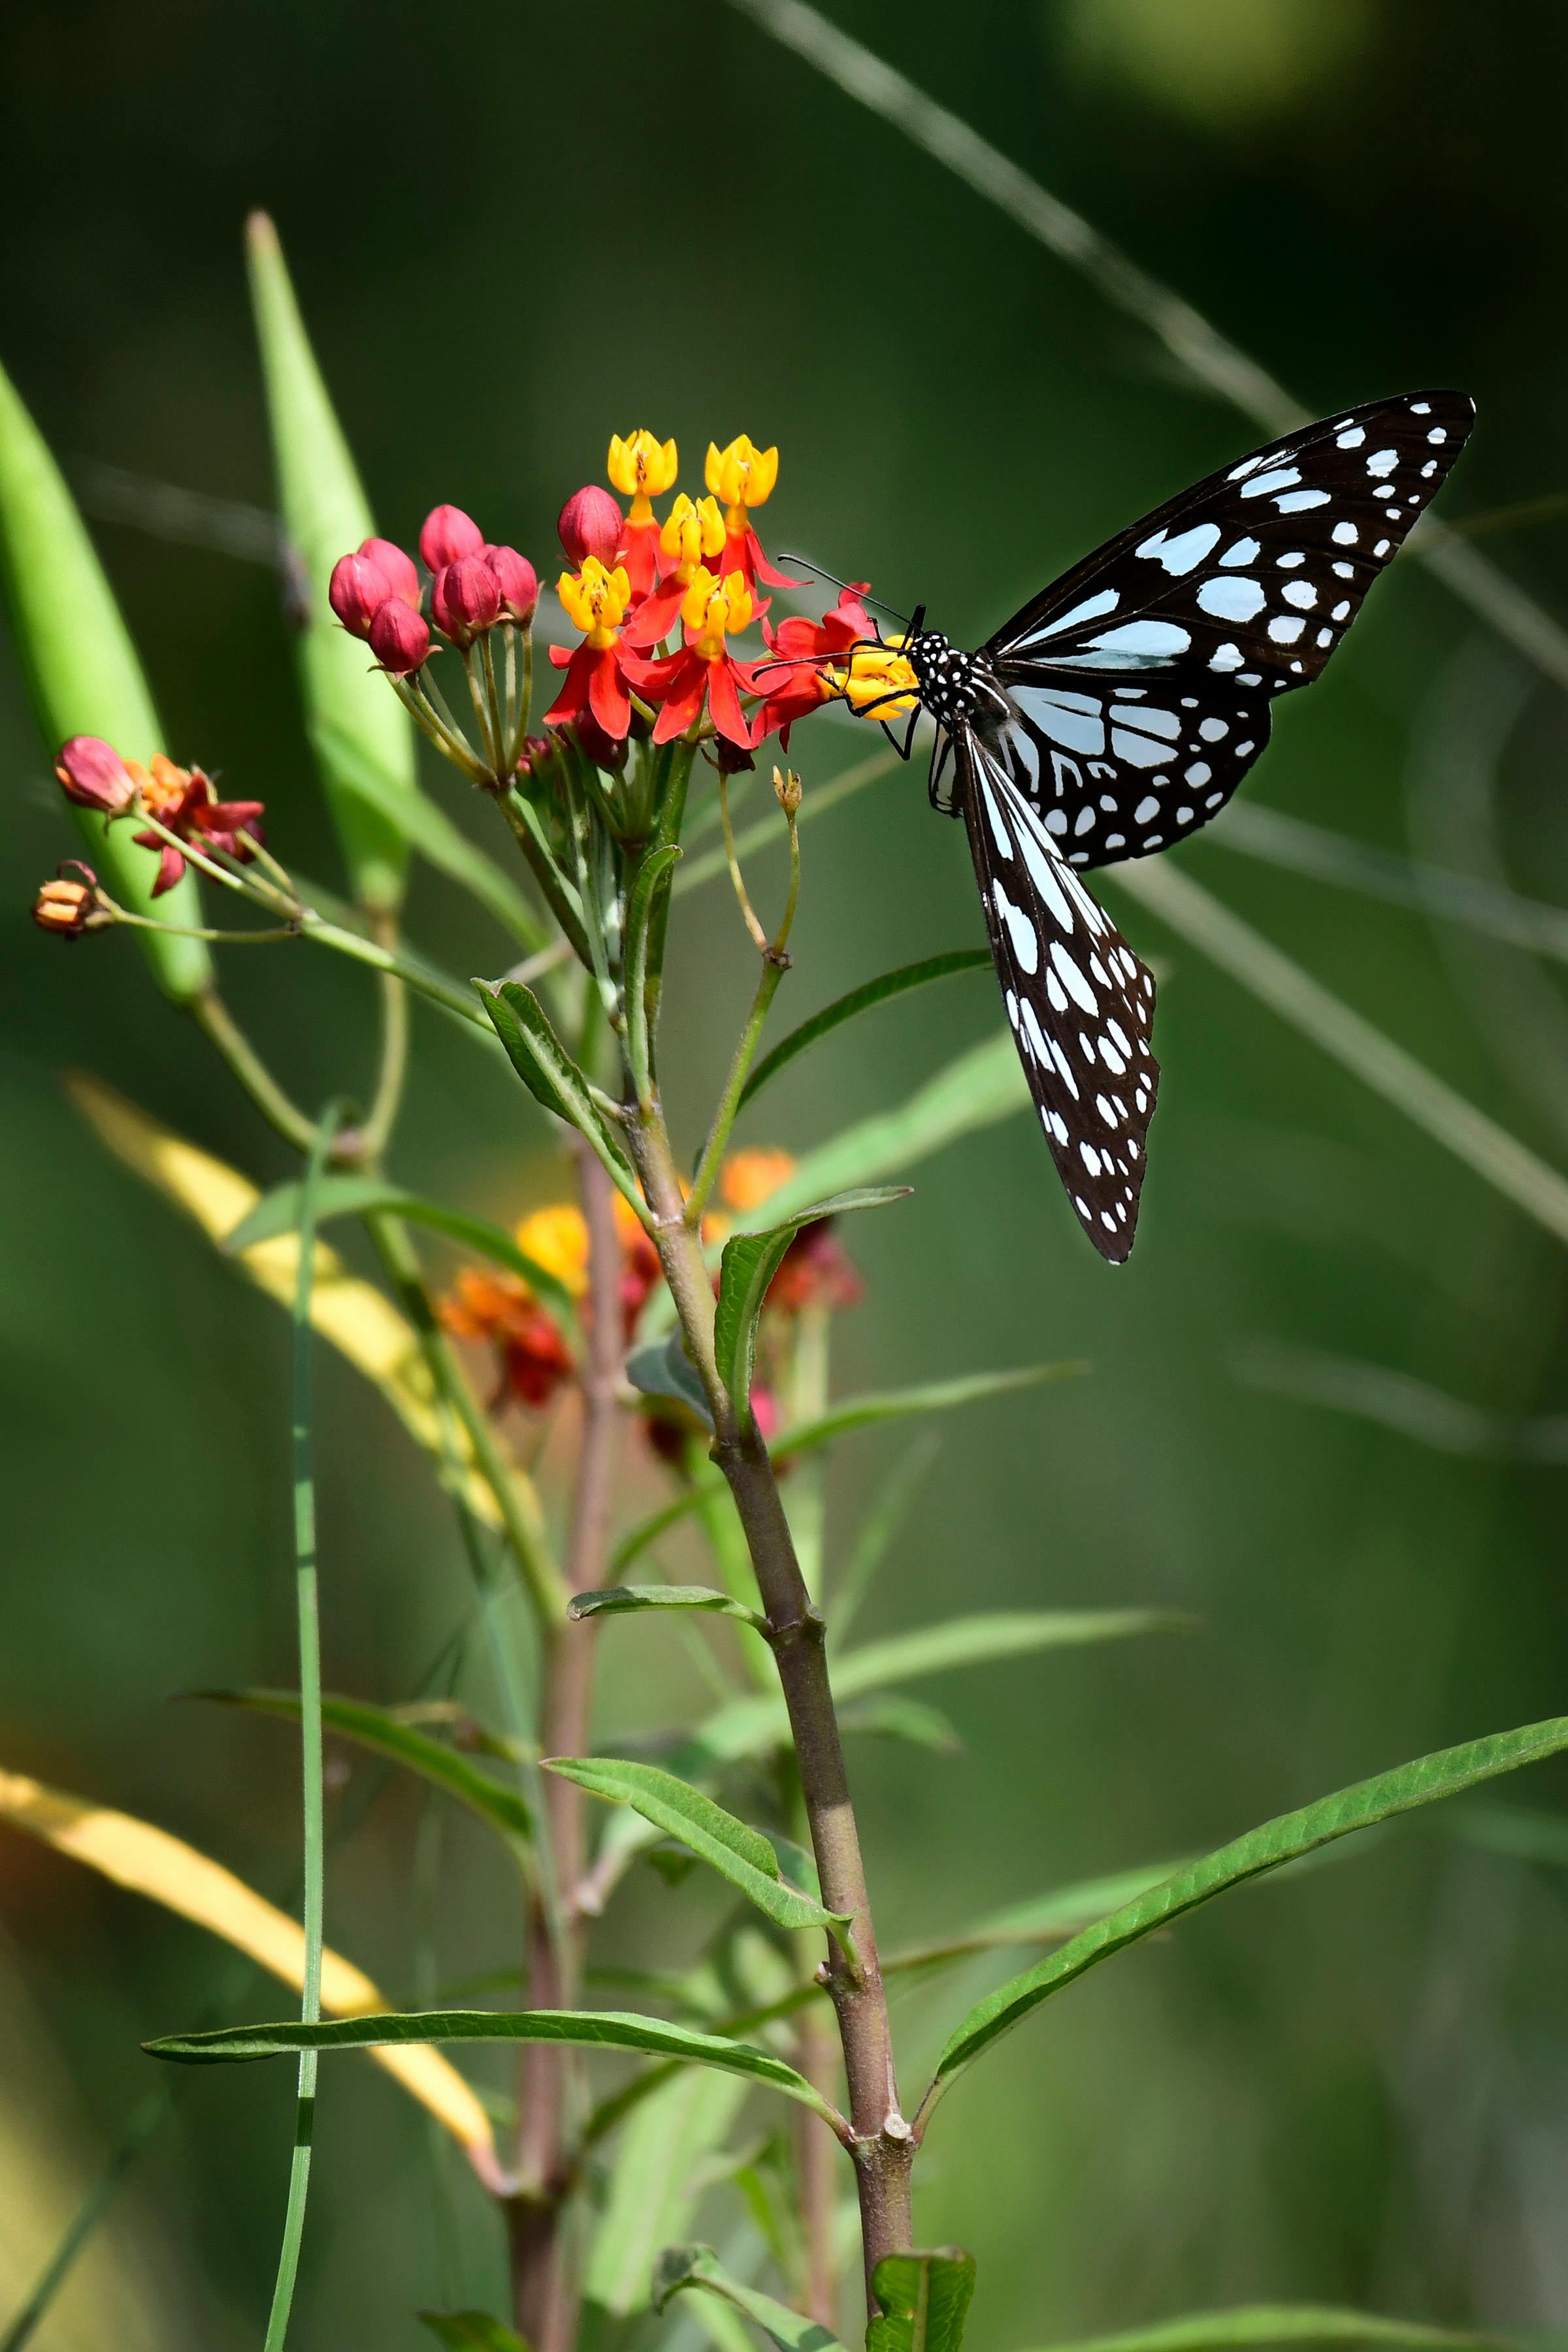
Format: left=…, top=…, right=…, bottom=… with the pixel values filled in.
left=0, top=1766, right=504, bottom=2193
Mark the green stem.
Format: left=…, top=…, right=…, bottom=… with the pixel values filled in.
left=261, top=1101, right=342, bottom=2352
left=508, top=627, right=534, bottom=772
left=687, top=955, right=788, bottom=1217
left=355, top=914, right=410, bottom=1164
left=189, top=990, right=319, bottom=1152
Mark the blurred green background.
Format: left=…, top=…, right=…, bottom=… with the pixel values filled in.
left=7, top=0, right=1568, bottom=2344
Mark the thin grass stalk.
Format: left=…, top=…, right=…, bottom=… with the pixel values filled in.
left=260, top=1100, right=342, bottom=2352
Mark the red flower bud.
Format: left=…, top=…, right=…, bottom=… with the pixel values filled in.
left=329, top=551, right=394, bottom=639
left=54, top=735, right=137, bottom=815
left=368, top=598, right=431, bottom=675
left=483, top=544, right=538, bottom=623
left=431, top=556, right=502, bottom=647
left=558, top=485, right=623, bottom=567
left=359, top=536, right=421, bottom=609
left=419, top=504, right=484, bottom=573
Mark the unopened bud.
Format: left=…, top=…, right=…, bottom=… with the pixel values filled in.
left=54, top=734, right=136, bottom=815
left=419, top=503, right=485, bottom=573
left=773, top=764, right=802, bottom=815
left=368, top=598, right=431, bottom=675
left=329, top=550, right=393, bottom=639
left=558, top=484, right=623, bottom=567
left=358, top=536, right=421, bottom=609
left=32, top=861, right=111, bottom=938
left=431, top=556, right=502, bottom=647
left=514, top=734, right=559, bottom=787
left=484, top=544, right=538, bottom=624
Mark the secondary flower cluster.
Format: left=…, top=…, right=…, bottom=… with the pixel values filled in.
left=329, top=509, right=538, bottom=677
left=442, top=1147, right=861, bottom=1420
left=50, top=735, right=265, bottom=896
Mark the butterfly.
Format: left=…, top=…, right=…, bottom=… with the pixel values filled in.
left=866, top=391, right=1475, bottom=1263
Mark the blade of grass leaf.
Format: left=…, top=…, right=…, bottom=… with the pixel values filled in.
left=1017, top=2309, right=1511, bottom=2352
left=1109, top=858, right=1568, bottom=1250
left=738, top=954, right=991, bottom=1111
left=926, top=1712, right=1568, bottom=2108
left=725, top=0, right=1568, bottom=700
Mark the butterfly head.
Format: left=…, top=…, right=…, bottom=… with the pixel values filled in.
left=902, top=629, right=1007, bottom=730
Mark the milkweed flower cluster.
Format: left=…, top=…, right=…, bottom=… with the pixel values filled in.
left=328, top=510, right=538, bottom=677
left=51, top=735, right=265, bottom=895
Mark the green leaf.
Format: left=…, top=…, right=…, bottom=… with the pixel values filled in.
left=627, top=1331, right=714, bottom=1429
left=143, top=2008, right=841, bottom=2124
left=478, top=979, right=644, bottom=1212
left=222, top=1175, right=581, bottom=1351
left=687, top=1611, right=1187, bottom=1772
left=837, top=1694, right=963, bottom=1755
left=315, top=719, right=547, bottom=949
left=653, top=2244, right=844, bottom=2352
left=544, top=1757, right=851, bottom=1941
left=584, top=2067, right=745, bottom=2317
left=738, top=952, right=992, bottom=1109
left=417, top=2313, right=530, bottom=2352
left=246, top=212, right=416, bottom=915
left=884, top=1861, right=1196, bottom=1976
left=197, top=1689, right=532, bottom=1855
left=1019, top=2308, right=1512, bottom=2352
left=568, top=1584, right=765, bottom=1631
left=868, top=2251, right=977, bottom=2352
left=0, top=355, right=210, bottom=1000
left=714, top=1188, right=911, bottom=1421
left=733, top=1036, right=1028, bottom=1228
left=828, top=1432, right=940, bottom=1644
left=623, top=843, right=682, bottom=1100
left=932, top=1713, right=1568, bottom=2095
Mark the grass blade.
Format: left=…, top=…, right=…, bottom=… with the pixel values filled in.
left=1017, top=2309, right=1511, bottom=2352
left=1111, top=857, right=1568, bottom=1250
left=929, top=1713, right=1568, bottom=2103
left=738, top=951, right=991, bottom=1110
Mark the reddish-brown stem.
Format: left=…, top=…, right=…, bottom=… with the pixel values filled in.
left=628, top=1109, right=913, bottom=2304
left=509, top=1145, right=625, bottom=2352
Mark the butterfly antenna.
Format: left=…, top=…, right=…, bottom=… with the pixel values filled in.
left=775, top=553, right=912, bottom=626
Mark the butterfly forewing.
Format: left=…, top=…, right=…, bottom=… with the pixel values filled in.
left=983, top=390, right=1473, bottom=868
left=960, top=732, right=1158, bottom=1262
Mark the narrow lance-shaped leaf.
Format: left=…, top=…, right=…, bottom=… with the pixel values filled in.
left=653, top=2244, right=844, bottom=2352
left=713, top=1188, right=911, bottom=1422
left=738, top=951, right=992, bottom=1109
left=544, top=1756, right=853, bottom=1943
left=478, top=977, right=647, bottom=1216
left=584, top=2066, right=746, bottom=2317
left=930, top=1713, right=1568, bottom=2099
left=197, top=1689, right=532, bottom=1855
left=417, top=2313, right=529, bottom=2352
left=623, top=843, right=682, bottom=1101
left=1017, top=2309, right=1513, bottom=2352
left=868, top=2252, right=977, bottom=2352
left=568, top=1585, right=766, bottom=1631
left=0, top=355, right=210, bottom=999
left=223, top=1175, right=583, bottom=1354
left=143, top=2008, right=845, bottom=2129
left=246, top=212, right=416, bottom=915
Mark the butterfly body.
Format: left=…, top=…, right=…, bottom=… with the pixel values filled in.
left=886, top=390, right=1476, bottom=1263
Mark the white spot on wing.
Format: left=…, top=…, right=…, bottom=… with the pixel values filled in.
left=1135, top=521, right=1221, bottom=575
left=1198, top=576, right=1266, bottom=623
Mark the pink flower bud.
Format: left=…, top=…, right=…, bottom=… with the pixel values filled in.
left=558, top=485, right=623, bottom=567
left=368, top=599, right=431, bottom=675
left=358, top=536, right=421, bottom=610
left=431, top=556, right=502, bottom=647
left=329, top=551, right=393, bottom=639
left=54, top=735, right=137, bottom=815
left=483, top=544, right=538, bottom=623
left=419, top=504, right=484, bottom=573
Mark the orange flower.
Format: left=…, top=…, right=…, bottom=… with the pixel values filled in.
left=440, top=1269, right=575, bottom=1410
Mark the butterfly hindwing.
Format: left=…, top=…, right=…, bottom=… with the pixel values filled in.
left=960, top=730, right=1158, bottom=1263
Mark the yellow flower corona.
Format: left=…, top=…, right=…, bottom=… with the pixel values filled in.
left=557, top=557, right=632, bottom=644
left=659, top=493, right=726, bottom=571
left=836, top=641, right=920, bottom=719
left=607, top=430, right=678, bottom=518
left=705, top=434, right=778, bottom=512
left=515, top=1204, right=591, bottom=1298
left=679, top=566, right=753, bottom=655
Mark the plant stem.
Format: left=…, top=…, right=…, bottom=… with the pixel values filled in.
left=510, top=1144, right=626, bottom=2352
left=627, top=1108, right=912, bottom=2301
left=688, top=951, right=789, bottom=1218
left=189, top=988, right=319, bottom=1152
left=354, top=913, right=410, bottom=1165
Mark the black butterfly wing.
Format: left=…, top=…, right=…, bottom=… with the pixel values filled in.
left=981, top=389, right=1473, bottom=869
left=960, top=727, right=1158, bottom=1262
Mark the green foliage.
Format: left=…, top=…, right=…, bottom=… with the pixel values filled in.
left=653, top=2244, right=843, bottom=2352
left=245, top=212, right=416, bottom=914
left=933, top=1714, right=1568, bottom=2094
left=567, top=1584, right=766, bottom=1629
left=1019, top=2310, right=1511, bottom=2352
left=868, top=2251, right=977, bottom=2352
left=713, top=1187, right=911, bottom=1421
left=478, top=977, right=644, bottom=1210
left=417, top=2311, right=531, bottom=2352
left=544, top=1756, right=853, bottom=1940
left=143, top=2008, right=842, bottom=2124
left=624, top=843, right=683, bottom=1100
left=197, top=1688, right=533, bottom=1856
left=738, top=950, right=991, bottom=1108
left=0, top=355, right=210, bottom=998
left=583, top=2068, right=745, bottom=2317
left=627, top=1330, right=715, bottom=1428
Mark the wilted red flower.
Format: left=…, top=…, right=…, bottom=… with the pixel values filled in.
left=432, top=556, right=502, bottom=647
left=419, top=504, right=485, bottom=573
left=559, top=485, right=623, bottom=568
left=129, top=757, right=265, bottom=896
left=485, top=545, right=538, bottom=624
left=31, top=860, right=111, bottom=938
left=54, top=735, right=137, bottom=816
left=369, top=598, right=431, bottom=675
